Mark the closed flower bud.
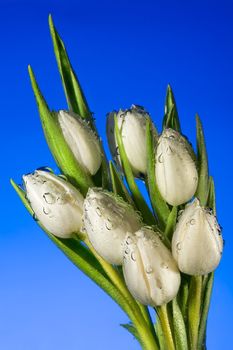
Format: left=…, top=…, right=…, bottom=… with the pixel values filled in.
left=155, top=128, right=198, bottom=206
left=58, top=110, right=102, bottom=175
left=23, top=170, right=84, bottom=238
left=123, top=227, right=181, bottom=306
left=172, top=198, right=223, bottom=275
left=83, top=188, right=142, bottom=265
left=107, top=105, right=150, bottom=176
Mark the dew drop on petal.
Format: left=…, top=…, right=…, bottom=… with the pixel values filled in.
left=126, top=236, right=133, bottom=245
left=125, top=247, right=130, bottom=255
left=96, top=207, right=102, bottom=217
left=156, top=279, right=162, bottom=290
left=43, top=207, right=51, bottom=215
left=176, top=242, right=182, bottom=252
left=190, top=219, right=196, bottom=225
left=33, top=213, right=39, bottom=222
left=137, top=231, right=145, bottom=239
left=131, top=252, right=136, bottom=261
left=161, top=262, right=168, bottom=269
left=146, top=265, right=153, bottom=274
left=57, top=193, right=68, bottom=204
left=158, top=153, right=164, bottom=163
left=43, top=192, right=56, bottom=204
left=105, top=219, right=113, bottom=230
left=166, top=146, right=174, bottom=155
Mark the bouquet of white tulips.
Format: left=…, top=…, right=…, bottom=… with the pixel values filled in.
left=12, top=16, right=223, bottom=350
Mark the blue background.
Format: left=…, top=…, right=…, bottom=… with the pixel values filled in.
left=1, top=0, right=233, bottom=349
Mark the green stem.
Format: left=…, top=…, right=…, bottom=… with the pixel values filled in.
left=157, top=305, right=175, bottom=350
left=197, top=273, right=214, bottom=349
left=84, top=238, right=158, bottom=350
left=188, top=276, right=202, bottom=350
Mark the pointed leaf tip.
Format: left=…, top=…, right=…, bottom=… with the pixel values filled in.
left=195, top=114, right=209, bottom=206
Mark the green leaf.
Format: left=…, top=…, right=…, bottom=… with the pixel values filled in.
left=49, top=15, right=93, bottom=123
left=207, top=176, right=216, bottom=215
left=197, top=273, right=214, bottom=350
left=154, top=319, right=166, bottom=350
left=146, top=119, right=170, bottom=229
left=109, top=161, right=134, bottom=205
left=195, top=115, right=209, bottom=206
left=197, top=177, right=216, bottom=349
left=114, top=115, right=156, bottom=225
left=28, top=66, right=93, bottom=195
left=163, top=85, right=181, bottom=132
left=121, top=323, right=141, bottom=343
left=164, top=206, right=177, bottom=241
left=188, top=275, right=202, bottom=350
left=178, top=276, right=190, bottom=322
left=172, top=298, right=189, bottom=350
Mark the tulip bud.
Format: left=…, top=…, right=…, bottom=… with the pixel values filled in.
left=155, top=128, right=198, bottom=206
left=58, top=110, right=102, bottom=175
left=83, top=188, right=142, bottom=265
left=23, top=170, right=84, bottom=238
left=107, top=105, right=150, bottom=177
left=172, top=198, right=223, bottom=275
left=123, top=227, right=181, bottom=306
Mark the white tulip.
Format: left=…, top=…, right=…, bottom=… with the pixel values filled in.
left=155, top=128, right=198, bottom=206
left=123, top=227, right=181, bottom=306
left=172, top=198, right=223, bottom=275
left=23, top=170, right=84, bottom=238
left=58, top=110, right=102, bottom=175
left=107, top=105, right=150, bottom=176
left=83, top=188, right=142, bottom=265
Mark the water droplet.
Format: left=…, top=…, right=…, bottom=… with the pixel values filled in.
left=190, top=219, right=195, bottom=225
left=43, top=192, right=56, bottom=204
left=156, top=279, right=162, bottom=289
left=161, top=262, right=168, bottom=269
left=137, top=231, right=145, bottom=239
left=43, top=207, right=51, bottom=215
left=33, top=213, right=38, bottom=222
left=105, top=219, right=113, bottom=230
left=166, top=146, right=174, bottom=155
left=131, top=252, right=136, bottom=261
left=146, top=265, right=153, bottom=274
left=158, top=153, right=164, bottom=163
left=57, top=194, right=68, bottom=204
left=36, top=166, right=53, bottom=173
left=96, top=207, right=102, bottom=217
left=126, top=236, right=132, bottom=245
left=178, top=209, right=184, bottom=219
left=176, top=242, right=182, bottom=252
left=125, top=247, right=130, bottom=255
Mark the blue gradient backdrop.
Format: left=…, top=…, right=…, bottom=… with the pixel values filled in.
left=1, top=1, right=233, bottom=349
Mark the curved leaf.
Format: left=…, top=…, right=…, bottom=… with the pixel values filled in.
left=49, top=15, right=92, bottom=123
left=172, top=298, right=188, bottom=350
left=109, top=161, right=134, bottom=205
left=146, top=119, right=170, bottom=229
left=28, top=66, right=93, bottom=195
left=195, top=115, right=209, bottom=206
